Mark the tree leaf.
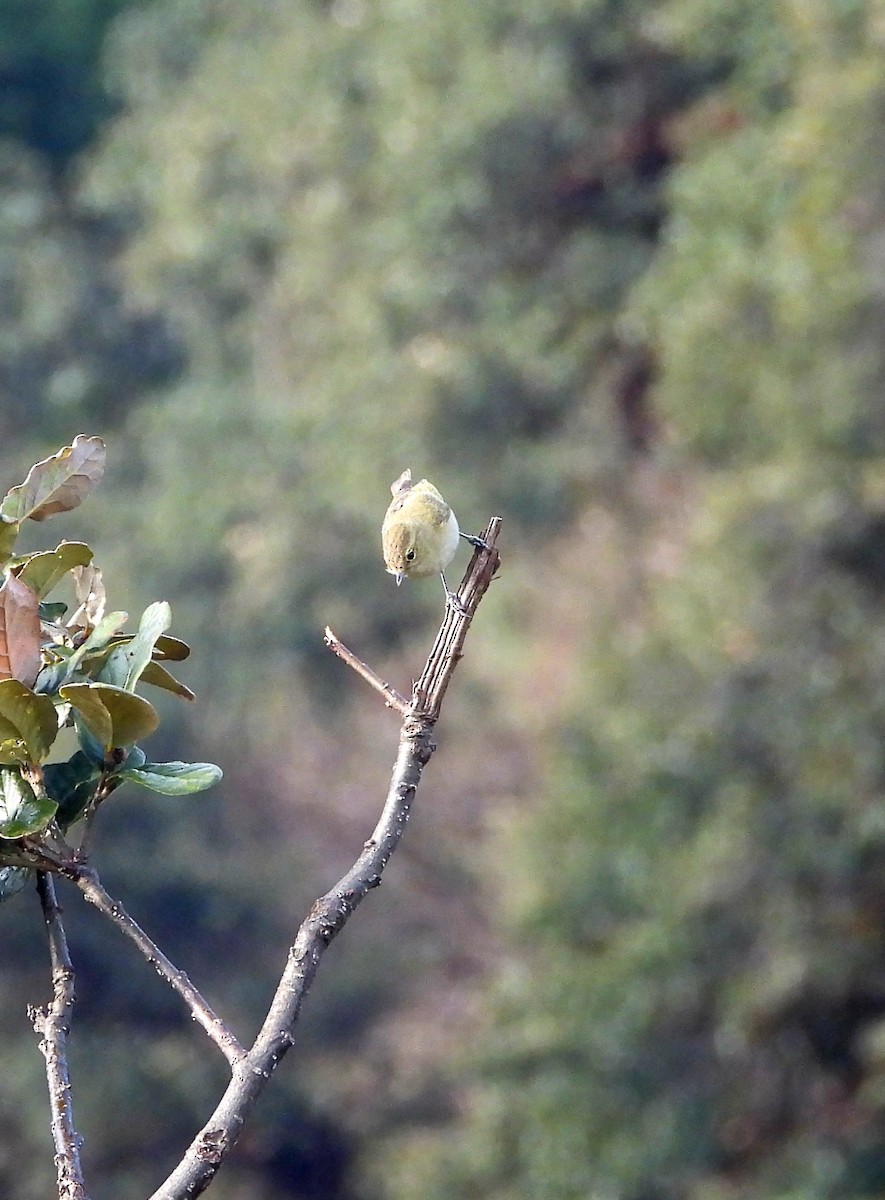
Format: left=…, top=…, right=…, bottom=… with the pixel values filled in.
left=0, top=572, right=40, bottom=686
left=0, top=865, right=31, bottom=902
left=0, top=769, right=57, bottom=838
left=74, top=716, right=107, bottom=766
left=140, top=660, right=195, bottom=701
left=0, top=435, right=106, bottom=524
left=119, top=760, right=223, bottom=795
left=43, top=751, right=101, bottom=828
left=102, top=601, right=172, bottom=691
left=0, top=679, right=58, bottom=765
left=68, top=563, right=107, bottom=629
left=122, top=745, right=146, bottom=771
left=0, top=517, right=19, bottom=565
left=39, top=602, right=68, bottom=623
left=60, top=611, right=129, bottom=685
left=153, top=634, right=191, bottom=662
left=38, top=611, right=130, bottom=700
left=60, top=682, right=159, bottom=750
left=17, top=542, right=94, bottom=598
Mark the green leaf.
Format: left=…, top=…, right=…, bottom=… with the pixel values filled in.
left=74, top=717, right=106, bottom=765
left=43, top=751, right=101, bottom=827
left=0, top=517, right=19, bottom=565
left=0, top=680, right=59, bottom=765
left=60, top=611, right=129, bottom=684
left=102, top=601, right=172, bottom=691
left=17, top=542, right=94, bottom=598
left=119, top=760, right=223, bottom=795
left=0, top=865, right=31, bottom=902
left=60, top=682, right=159, bottom=750
left=39, top=602, right=68, bottom=622
left=0, top=769, right=57, bottom=838
left=0, top=436, right=106, bottom=524
left=140, top=660, right=195, bottom=701
left=153, top=634, right=191, bottom=662
left=62, top=686, right=108, bottom=751
left=122, top=745, right=146, bottom=771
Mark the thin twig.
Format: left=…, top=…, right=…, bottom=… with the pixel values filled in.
left=149, top=518, right=502, bottom=1200
left=34, top=872, right=89, bottom=1200
left=324, top=626, right=409, bottom=713
left=64, top=864, right=246, bottom=1066
left=412, top=516, right=501, bottom=720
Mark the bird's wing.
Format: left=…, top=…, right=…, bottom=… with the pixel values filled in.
left=389, top=469, right=413, bottom=498
left=413, top=488, right=450, bottom=526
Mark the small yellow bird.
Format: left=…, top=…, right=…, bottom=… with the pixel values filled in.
left=382, top=469, right=484, bottom=608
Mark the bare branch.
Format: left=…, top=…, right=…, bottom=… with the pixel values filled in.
left=149, top=519, right=502, bottom=1200
left=33, top=872, right=89, bottom=1200
left=64, top=864, right=246, bottom=1066
left=329, top=516, right=502, bottom=717
left=412, top=516, right=501, bottom=720
left=150, top=716, right=432, bottom=1200
left=324, top=626, right=409, bottom=713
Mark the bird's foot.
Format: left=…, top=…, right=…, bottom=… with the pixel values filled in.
left=446, top=590, right=469, bottom=615
left=460, top=532, right=490, bottom=551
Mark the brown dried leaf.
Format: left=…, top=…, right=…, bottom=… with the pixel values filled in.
left=67, top=564, right=106, bottom=630
left=0, top=573, right=41, bottom=686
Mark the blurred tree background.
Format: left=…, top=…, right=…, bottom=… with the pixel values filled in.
left=3, top=0, right=885, bottom=1198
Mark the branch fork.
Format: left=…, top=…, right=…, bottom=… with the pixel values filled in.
left=33, top=517, right=501, bottom=1200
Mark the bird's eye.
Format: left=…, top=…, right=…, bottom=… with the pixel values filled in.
left=405, top=549, right=416, bottom=561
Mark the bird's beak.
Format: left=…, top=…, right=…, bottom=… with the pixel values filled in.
left=395, top=572, right=404, bottom=587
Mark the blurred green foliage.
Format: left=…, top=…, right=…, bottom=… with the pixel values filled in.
left=0, top=0, right=143, bottom=162
left=60, top=0, right=706, bottom=704
left=370, top=4, right=885, bottom=1200
left=4, top=1, right=885, bottom=1199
